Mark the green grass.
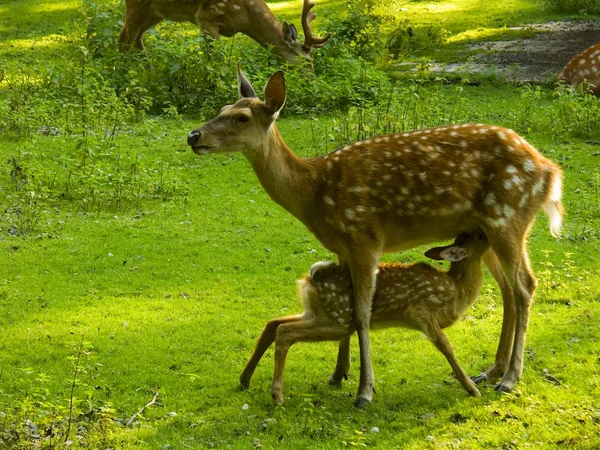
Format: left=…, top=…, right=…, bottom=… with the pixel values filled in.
left=1, top=0, right=600, bottom=448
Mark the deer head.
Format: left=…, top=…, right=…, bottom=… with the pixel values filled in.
left=118, top=0, right=331, bottom=65
left=187, top=65, right=285, bottom=156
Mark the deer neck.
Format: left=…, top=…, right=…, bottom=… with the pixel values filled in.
left=242, top=6, right=287, bottom=53
left=447, top=261, right=484, bottom=315
left=244, top=126, right=319, bottom=223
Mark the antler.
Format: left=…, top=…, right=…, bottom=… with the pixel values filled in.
left=301, top=0, right=332, bottom=51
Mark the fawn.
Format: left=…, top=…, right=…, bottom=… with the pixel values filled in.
left=240, top=230, right=491, bottom=403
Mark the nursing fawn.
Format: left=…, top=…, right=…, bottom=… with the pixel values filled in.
left=240, top=231, right=491, bottom=403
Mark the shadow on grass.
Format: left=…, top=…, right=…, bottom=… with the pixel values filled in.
left=0, top=0, right=80, bottom=42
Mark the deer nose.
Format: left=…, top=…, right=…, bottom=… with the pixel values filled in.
left=187, top=130, right=201, bottom=147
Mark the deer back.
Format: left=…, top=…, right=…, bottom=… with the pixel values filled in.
left=311, top=124, right=562, bottom=255
left=559, top=42, right=600, bottom=96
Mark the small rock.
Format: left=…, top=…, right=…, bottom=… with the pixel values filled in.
left=420, top=412, right=436, bottom=421
left=370, top=426, right=380, bottom=433
left=242, top=403, right=249, bottom=410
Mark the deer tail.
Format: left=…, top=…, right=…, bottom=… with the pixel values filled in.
left=542, top=170, right=564, bottom=238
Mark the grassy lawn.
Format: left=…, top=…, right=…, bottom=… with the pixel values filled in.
left=1, top=0, right=600, bottom=448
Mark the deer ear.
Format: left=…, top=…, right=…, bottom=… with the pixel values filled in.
left=424, top=246, right=446, bottom=261
left=282, top=22, right=298, bottom=43
left=439, top=246, right=468, bottom=262
left=264, top=70, right=286, bottom=116
left=237, top=63, right=257, bottom=99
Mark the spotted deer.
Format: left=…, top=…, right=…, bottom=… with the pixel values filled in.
left=187, top=67, right=564, bottom=406
left=240, top=230, right=490, bottom=403
left=558, top=42, right=600, bottom=96
left=118, top=0, right=331, bottom=64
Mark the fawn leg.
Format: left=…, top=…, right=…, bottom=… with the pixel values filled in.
left=272, top=322, right=350, bottom=403
left=428, top=322, right=480, bottom=397
left=329, top=335, right=352, bottom=385
left=240, top=314, right=303, bottom=389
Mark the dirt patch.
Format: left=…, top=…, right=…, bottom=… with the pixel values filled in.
left=428, top=20, right=600, bottom=83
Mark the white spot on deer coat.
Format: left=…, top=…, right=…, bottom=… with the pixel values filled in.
left=532, top=179, right=544, bottom=196
left=523, top=159, right=535, bottom=172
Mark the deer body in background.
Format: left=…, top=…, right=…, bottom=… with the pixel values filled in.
left=187, top=68, right=564, bottom=406
left=558, top=42, right=600, bottom=96
left=118, top=0, right=331, bottom=64
left=240, top=231, right=490, bottom=403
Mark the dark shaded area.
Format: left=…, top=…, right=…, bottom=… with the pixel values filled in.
left=429, top=20, right=600, bottom=82
left=475, top=21, right=600, bottom=82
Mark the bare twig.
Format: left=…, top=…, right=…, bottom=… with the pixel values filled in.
left=127, top=391, right=160, bottom=427
left=65, top=334, right=85, bottom=442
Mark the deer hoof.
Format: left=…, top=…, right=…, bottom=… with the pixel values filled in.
left=328, top=372, right=349, bottom=385
left=471, top=373, right=488, bottom=384
left=354, top=395, right=372, bottom=408
left=469, top=387, right=482, bottom=397
left=494, top=382, right=513, bottom=393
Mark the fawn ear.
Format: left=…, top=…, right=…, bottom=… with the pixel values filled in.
left=439, top=246, right=469, bottom=262
left=237, top=63, right=257, bottom=99
left=264, top=71, right=286, bottom=116
left=424, top=245, right=447, bottom=261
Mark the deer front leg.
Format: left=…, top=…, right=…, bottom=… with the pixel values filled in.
left=473, top=250, right=516, bottom=384
left=348, top=251, right=380, bottom=407
left=496, top=252, right=537, bottom=392
left=427, top=321, right=481, bottom=397
left=329, top=335, right=352, bottom=385
left=240, top=314, right=303, bottom=389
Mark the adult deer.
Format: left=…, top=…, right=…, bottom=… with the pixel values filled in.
left=118, top=0, right=331, bottom=64
left=558, top=42, right=600, bottom=96
left=187, top=67, right=564, bottom=406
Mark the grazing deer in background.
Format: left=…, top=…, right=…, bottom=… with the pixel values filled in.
left=118, top=0, right=331, bottom=64
left=240, top=230, right=490, bottom=403
left=558, top=42, right=600, bottom=96
left=187, top=67, right=564, bottom=406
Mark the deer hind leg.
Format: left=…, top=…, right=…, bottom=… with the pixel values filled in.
left=348, top=249, right=381, bottom=407
left=489, top=234, right=537, bottom=393
left=329, top=335, right=352, bottom=385
left=240, top=314, right=304, bottom=390
left=272, top=322, right=351, bottom=404
left=426, top=320, right=481, bottom=397
left=472, top=249, right=516, bottom=384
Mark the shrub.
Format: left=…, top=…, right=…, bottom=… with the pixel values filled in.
left=543, top=0, right=600, bottom=13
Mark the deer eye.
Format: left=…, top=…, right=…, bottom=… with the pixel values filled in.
left=236, top=115, right=250, bottom=123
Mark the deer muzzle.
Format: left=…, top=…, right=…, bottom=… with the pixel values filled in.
left=187, top=130, right=201, bottom=147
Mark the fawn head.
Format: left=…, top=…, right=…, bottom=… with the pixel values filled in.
left=424, top=230, right=490, bottom=262
left=188, top=67, right=285, bottom=156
